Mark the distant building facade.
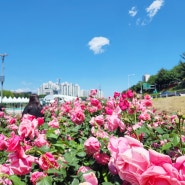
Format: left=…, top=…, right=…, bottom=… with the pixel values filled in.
left=38, top=81, right=103, bottom=98
left=142, top=74, right=150, bottom=82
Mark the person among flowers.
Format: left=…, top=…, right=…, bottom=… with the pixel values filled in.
left=22, top=94, right=44, bottom=118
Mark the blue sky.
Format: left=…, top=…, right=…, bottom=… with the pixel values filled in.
left=0, top=0, right=185, bottom=97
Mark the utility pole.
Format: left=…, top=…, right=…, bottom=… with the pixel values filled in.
left=99, top=84, right=101, bottom=98
left=0, top=53, right=8, bottom=103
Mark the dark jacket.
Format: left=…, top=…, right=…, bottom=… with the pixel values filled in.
left=22, top=105, right=44, bottom=118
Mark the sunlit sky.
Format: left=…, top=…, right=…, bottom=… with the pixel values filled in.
left=0, top=0, right=184, bottom=97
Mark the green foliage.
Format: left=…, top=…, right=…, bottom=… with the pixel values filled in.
left=1, top=91, right=185, bottom=184
left=9, top=175, right=26, bottom=185
left=131, top=51, right=185, bottom=93
left=36, top=176, right=53, bottom=185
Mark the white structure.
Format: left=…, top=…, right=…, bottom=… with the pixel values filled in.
left=38, top=81, right=80, bottom=97
left=1, top=96, right=29, bottom=103
left=60, top=82, right=80, bottom=97
left=43, top=94, right=77, bottom=104
left=38, top=81, right=59, bottom=95
left=38, top=81, right=103, bottom=98
left=142, top=74, right=150, bottom=82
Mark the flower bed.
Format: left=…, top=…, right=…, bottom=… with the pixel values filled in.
left=0, top=90, right=185, bottom=185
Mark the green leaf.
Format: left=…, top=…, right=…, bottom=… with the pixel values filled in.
left=9, top=175, right=26, bottom=185
left=36, top=176, right=52, bottom=185
left=162, top=142, right=172, bottom=151
left=136, top=126, right=150, bottom=135
left=172, top=135, right=180, bottom=146
left=102, top=183, right=114, bottom=185
left=155, top=127, right=165, bottom=134
left=39, top=145, right=50, bottom=153
left=162, top=134, right=170, bottom=139
left=64, top=152, right=79, bottom=166
left=71, top=178, right=79, bottom=185
left=47, top=169, right=63, bottom=175
left=47, top=133, right=58, bottom=139
left=76, top=151, right=86, bottom=157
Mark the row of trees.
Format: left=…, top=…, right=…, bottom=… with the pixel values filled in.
left=3, top=90, right=32, bottom=98
left=131, top=52, right=185, bottom=94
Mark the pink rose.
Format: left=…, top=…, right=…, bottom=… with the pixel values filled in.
left=90, top=89, right=97, bottom=96
left=34, top=134, right=49, bottom=148
left=119, top=99, right=130, bottom=111
left=94, top=115, right=104, bottom=126
left=18, top=118, right=38, bottom=139
left=149, top=149, right=172, bottom=166
left=126, top=90, right=134, bottom=98
left=22, top=114, right=36, bottom=121
left=0, top=178, right=12, bottom=185
left=108, top=136, right=143, bottom=159
left=108, top=157, right=118, bottom=175
left=87, top=106, right=98, bottom=114
left=77, top=166, right=92, bottom=174
left=89, top=117, right=96, bottom=126
left=144, top=94, right=151, bottom=100
left=48, top=119, right=59, bottom=128
left=106, top=99, right=115, bottom=109
left=37, top=117, right=45, bottom=126
left=91, top=126, right=109, bottom=139
left=0, top=134, right=7, bottom=150
left=70, top=110, right=85, bottom=124
left=0, top=111, right=4, bottom=117
left=39, top=152, right=59, bottom=170
left=8, top=152, right=33, bottom=175
left=114, top=92, right=120, bottom=99
left=104, top=106, right=113, bottom=115
left=174, top=156, right=185, bottom=181
left=0, top=164, right=13, bottom=175
left=83, top=172, right=98, bottom=185
left=6, top=132, right=21, bottom=152
left=139, top=112, right=151, bottom=121
left=30, top=171, right=47, bottom=185
left=90, top=98, right=100, bottom=107
left=8, top=118, right=16, bottom=124
left=7, top=124, right=18, bottom=131
left=141, top=164, right=181, bottom=185
left=143, top=99, right=152, bottom=107
left=93, top=152, right=110, bottom=165
left=116, top=147, right=150, bottom=185
left=84, top=137, right=101, bottom=156
left=106, top=114, right=120, bottom=131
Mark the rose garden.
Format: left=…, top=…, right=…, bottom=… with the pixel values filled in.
left=0, top=89, right=185, bottom=185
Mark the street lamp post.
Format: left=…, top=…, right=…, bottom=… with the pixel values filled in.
left=140, top=81, right=143, bottom=94
left=0, top=53, right=8, bottom=103
left=128, top=74, right=135, bottom=90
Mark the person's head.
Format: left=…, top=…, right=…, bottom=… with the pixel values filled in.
left=28, top=94, right=41, bottom=106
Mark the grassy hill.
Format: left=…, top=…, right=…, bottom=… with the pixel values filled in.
left=152, top=96, right=185, bottom=114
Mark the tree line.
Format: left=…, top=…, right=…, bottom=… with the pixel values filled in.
left=131, top=52, right=185, bottom=94
left=2, top=90, right=32, bottom=98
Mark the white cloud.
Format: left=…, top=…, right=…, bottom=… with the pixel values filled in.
left=88, top=36, right=110, bottom=54
left=146, top=0, right=164, bottom=19
left=13, top=88, right=32, bottom=93
left=129, top=6, right=137, bottom=17
left=12, top=81, right=37, bottom=93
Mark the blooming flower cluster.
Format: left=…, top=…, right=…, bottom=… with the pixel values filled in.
left=0, top=89, right=184, bottom=184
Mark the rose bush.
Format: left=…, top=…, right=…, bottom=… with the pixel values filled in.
left=0, top=89, right=185, bottom=184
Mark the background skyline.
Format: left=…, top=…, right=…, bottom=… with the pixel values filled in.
left=0, top=0, right=184, bottom=97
